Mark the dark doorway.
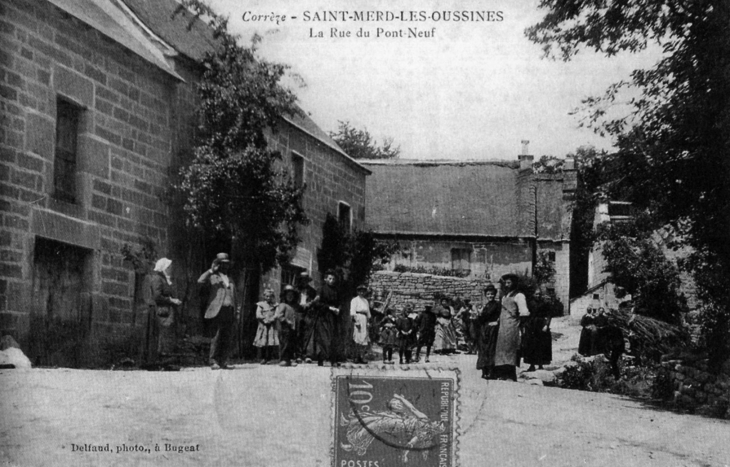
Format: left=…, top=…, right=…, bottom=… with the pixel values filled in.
left=30, top=237, right=92, bottom=367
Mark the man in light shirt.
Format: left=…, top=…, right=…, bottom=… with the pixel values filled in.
left=198, top=253, right=237, bottom=370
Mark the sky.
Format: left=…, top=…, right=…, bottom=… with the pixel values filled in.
left=207, top=0, right=660, bottom=161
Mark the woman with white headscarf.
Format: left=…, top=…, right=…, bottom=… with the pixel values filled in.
left=150, top=258, right=182, bottom=358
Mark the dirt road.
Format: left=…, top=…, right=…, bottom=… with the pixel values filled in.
left=1, top=319, right=728, bottom=466
left=1, top=352, right=728, bottom=467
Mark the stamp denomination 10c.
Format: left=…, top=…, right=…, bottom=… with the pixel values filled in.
left=332, top=369, right=459, bottom=467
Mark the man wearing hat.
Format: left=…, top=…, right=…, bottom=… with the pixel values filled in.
left=198, top=253, right=237, bottom=370
left=295, top=271, right=318, bottom=363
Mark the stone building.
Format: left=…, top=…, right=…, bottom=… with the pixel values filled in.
left=0, top=0, right=368, bottom=364
left=569, top=200, right=698, bottom=318
left=362, top=150, right=576, bottom=312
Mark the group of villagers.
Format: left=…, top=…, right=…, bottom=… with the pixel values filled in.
left=254, top=271, right=557, bottom=380
left=147, top=254, right=555, bottom=375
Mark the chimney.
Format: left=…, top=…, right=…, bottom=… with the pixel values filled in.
left=564, top=156, right=575, bottom=171
left=518, top=140, right=533, bottom=170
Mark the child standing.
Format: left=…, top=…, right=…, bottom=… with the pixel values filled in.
left=254, top=289, right=279, bottom=364
left=396, top=304, right=417, bottom=364
left=434, top=307, right=458, bottom=355
left=379, top=308, right=397, bottom=364
left=415, top=305, right=436, bottom=363
left=276, top=285, right=299, bottom=367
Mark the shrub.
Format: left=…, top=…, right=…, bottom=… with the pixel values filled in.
left=559, top=361, right=594, bottom=390
left=650, top=368, right=675, bottom=401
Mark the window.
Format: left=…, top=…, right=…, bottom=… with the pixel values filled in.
left=291, top=152, right=304, bottom=187
left=547, top=251, right=556, bottom=262
left=338, top=202, right=351, bottom=232
left=54, top=98, right=81, bottom=203
left=451, top=248, right=471, bottom=271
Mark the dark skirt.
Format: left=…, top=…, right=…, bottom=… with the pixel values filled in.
left=476, top=324, right=499, bottom=370
left=578, top=327, right=594, bottom=356
left=312, top=310, right=336, bottom=358
left=380, top=327, right=398, bottom=347
left=522, top=317, right=552, bottom=365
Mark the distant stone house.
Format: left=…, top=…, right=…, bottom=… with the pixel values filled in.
left=362, top=151, right=576, bottom=312
left=569, top=200, right=698, bottom=318
left=0, top=0, right=368, bottom=364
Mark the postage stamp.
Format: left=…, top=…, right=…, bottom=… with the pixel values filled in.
left=331, top=368, right=460, bottom=467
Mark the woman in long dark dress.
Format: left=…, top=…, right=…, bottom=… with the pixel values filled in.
left=578, top=307, right=595, bottom=356
left=523, top=291, right=553, bottom=371
left=475, top=285, right=501, bottom=379
left=312, top=270, right=341, bottom=367
left=149, top=258, right=182, bottom=362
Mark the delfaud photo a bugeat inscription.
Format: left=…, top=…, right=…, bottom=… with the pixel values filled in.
left=0, top=0, right=729, bottom=466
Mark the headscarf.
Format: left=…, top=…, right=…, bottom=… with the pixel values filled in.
left=154, top=258, right=172, bottom=285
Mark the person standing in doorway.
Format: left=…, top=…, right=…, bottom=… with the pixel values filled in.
left=493, top=274, right=530, bottom=381
left=198, top=253, right=238, bottom=370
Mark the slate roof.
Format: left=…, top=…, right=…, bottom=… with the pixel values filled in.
left=46, top=0, right=181, bottom=79
left=363, top=160, right=568, bottom=241
left=121, top=0, right=219, bottom=62
left=119, top=0, right=368, bottom=173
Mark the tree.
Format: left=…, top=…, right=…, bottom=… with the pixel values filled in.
left=595, top=217, right=688, bottom=324
left=532, top=155, right=564, bottom=174
left=330, top=121, right=400, bottom=159
left=533, top=250, right=556, bottom=287
left=317, top=213, right=398, bottom=297
left=176, top=1, right=308, bottom=273
left=528, top=1, right=730, bottom=361
left=567, top=146, right=608, bottom=297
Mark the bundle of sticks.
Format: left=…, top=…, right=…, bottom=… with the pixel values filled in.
left=605, top=307, right=689, bottom=354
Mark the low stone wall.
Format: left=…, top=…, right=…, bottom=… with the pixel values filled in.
left=369, top=271, right=490, bottom=310
left=662, top=358, right=730, bottom=417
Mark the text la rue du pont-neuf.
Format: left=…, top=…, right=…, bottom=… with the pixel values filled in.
left=240, top=10, right=504, bottom=39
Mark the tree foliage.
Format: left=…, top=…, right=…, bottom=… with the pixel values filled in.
left=534, top=250, right=556, bottom=286
left=318, top=213, right=398, bottom=296
left=595, top=217, right=687, bottom=324
left=532, top=155, right=564, bottom=174
left=528, top=1, right=730, bottom=357
left=528, top=1, right=730, bottom=295
left=175, top=0, right=308, bottom=272
left=330, top=121, right=400, bottom=160
left=568, top=146, right=608, bottom=296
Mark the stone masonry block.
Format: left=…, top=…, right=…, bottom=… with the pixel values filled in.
left=53, top=65, right=93, bottom=108
left=25, top=112, right=54, bottom=159
left=76, top=134, right=109, bottom=179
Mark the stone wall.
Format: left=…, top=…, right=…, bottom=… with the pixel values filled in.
left=368, top=271, right=491, bottom=311
left=264, top=121, right=370, bottom=291
left=662, top=358, right=730, bottom=418
left=0, top=1, right=196, bottom=347
left=384, top=238, right=532, bottom=282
